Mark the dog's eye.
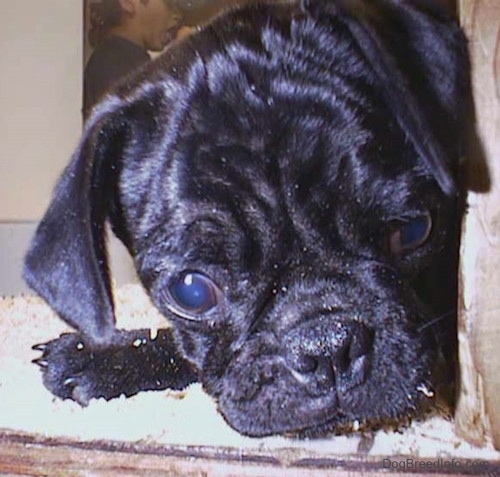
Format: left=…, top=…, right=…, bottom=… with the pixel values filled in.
left=389, top=213, right=432, bottom=255
left=167, top=272, right=221, bottom=319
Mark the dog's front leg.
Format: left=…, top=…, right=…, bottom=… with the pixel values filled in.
left=32, top=329, right=198, bottom=405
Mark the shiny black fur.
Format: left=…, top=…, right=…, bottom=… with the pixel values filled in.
left=25, top=0, right=471, bottom=437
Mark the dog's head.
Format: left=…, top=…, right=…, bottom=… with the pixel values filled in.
left=25, top=0, right=471, bottom=437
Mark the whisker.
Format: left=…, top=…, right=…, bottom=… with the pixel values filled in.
left=418, top=310, right=456, bottom=332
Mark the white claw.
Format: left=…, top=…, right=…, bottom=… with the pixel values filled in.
left=416, top=383, right=434, bottom=398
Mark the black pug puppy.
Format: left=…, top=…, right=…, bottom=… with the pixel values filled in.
left=25, top=0, right=471, bottom=437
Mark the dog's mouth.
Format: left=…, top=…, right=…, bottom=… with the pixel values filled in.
left=214, top=320, right=434, bottom=437
left=219, top=357, right=339, bottom=437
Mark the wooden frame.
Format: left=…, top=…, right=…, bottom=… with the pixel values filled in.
left=456, top=0, right=500, bottom=449
left=1, top=431, right=498, bottom=476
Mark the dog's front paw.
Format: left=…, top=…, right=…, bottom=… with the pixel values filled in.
left=32, top=329, right=199, bottom=405
left=33, top=333, right=109, bottom=405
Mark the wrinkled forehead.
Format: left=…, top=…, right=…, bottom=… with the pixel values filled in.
left=155, top=7, right=385, bottom=154
left=116, top=2, right=437, bottom=250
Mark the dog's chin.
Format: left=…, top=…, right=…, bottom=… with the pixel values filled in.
left=217, top=357, right=339, bottom=437
left=215, top=343, right=433, bottom=437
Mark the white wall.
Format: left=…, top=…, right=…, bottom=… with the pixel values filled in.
left=0, top=1, right=138, bottom=295
left=0, top=0, right=82, bottom=221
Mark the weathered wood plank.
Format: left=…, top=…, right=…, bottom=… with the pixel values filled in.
left=456, top=0, right=500, bottom=449
left=0, top=432, right=496, bottom=477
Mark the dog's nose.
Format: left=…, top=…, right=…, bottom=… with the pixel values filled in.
left=285, top=320, right=374, bottom=397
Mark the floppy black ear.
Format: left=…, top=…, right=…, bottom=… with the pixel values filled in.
left=303, top=0, right=471, bottom=196
left=24, top=101, right=128, bottom=346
